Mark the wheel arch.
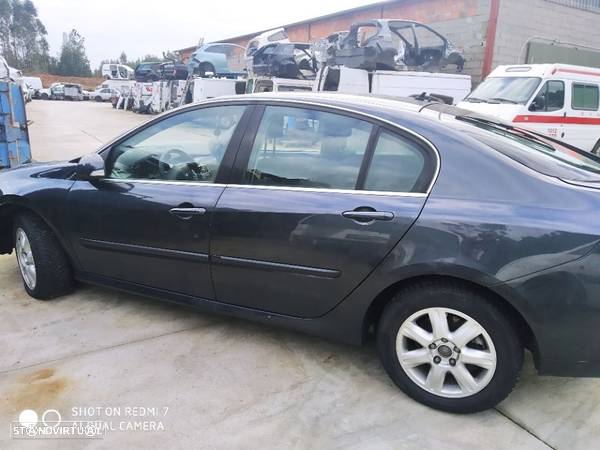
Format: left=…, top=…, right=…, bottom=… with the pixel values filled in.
left=0, top=200, right=75, bottom=266
left=362, top=274, right=539, bottom=365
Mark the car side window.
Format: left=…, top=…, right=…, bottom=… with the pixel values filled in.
left=243, top=106, right=373, bottom=190
left=205, top=45, right=223, bottom=54
left=532, top=80, right=564, bottom=112
left=363, top=131, right=429, bottom=193
left=107, top=105, right=245, bottom=182
left=572, top=83, right=599, bottom=111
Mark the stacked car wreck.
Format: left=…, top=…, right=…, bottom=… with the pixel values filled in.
left=103, top=18, right=471, bottom=114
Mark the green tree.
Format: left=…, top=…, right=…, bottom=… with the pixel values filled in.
left=0, top=0, right=50, bottom=71
left=55, top=29, right=92, bottom=76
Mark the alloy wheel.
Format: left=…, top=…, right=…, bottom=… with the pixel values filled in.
left=396, top=307, right=497, bottom=398
left=15, top=227, right=37, bottom=290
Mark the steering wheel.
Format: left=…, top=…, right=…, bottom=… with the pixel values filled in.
left=158, top=148, right=197, bottom=180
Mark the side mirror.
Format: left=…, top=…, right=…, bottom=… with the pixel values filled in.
left=77, top=153, right=105, bottom=180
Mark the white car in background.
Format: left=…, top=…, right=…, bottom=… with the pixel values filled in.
left=23, top=76, right=43, bottom=99
left=93, top=87, right=120, bottom=102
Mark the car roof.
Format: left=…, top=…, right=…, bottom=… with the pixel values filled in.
left=185, top=91, right=494, bottom=130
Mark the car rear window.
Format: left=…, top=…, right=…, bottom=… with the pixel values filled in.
left=453, top=117, right=600, bottom=181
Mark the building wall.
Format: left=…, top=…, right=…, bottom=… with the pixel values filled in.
left=222, top=0, right=493, bottom=82
left=493, top=0, right=600, bottom=67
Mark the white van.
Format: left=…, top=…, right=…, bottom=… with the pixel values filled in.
left=316, top=66, right=472, bottom=105
left=102, top=63, right=134, bottom=80
left=182, top=78, right=246, bottom=105
left=458, top=64, right=600, bottom=153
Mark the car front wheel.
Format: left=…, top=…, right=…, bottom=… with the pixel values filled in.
left=14, top=213, right=73, bottom=300
left=377, top=281, right=523, bottom=413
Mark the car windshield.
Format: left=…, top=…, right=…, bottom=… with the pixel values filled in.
left=453, top=116, right=600, bottom=181
left=465, top=77, right=541, bottom=104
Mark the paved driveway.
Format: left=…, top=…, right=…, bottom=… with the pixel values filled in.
left=1, top=100, right=598, bottom=449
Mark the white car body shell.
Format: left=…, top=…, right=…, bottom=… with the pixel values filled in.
left=316, top=66, right=472, bottom=104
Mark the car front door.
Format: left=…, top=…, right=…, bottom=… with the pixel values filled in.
left=66, top=104, right=249, bottom=299
left=210, top=104, right=436, bottom=317
left=525, top=80, right=566, bottom=141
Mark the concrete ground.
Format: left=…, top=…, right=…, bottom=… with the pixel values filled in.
left=1, top=100, right=599, bottom=449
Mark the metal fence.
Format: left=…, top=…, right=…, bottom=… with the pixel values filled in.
left=545, top=0, right=600, bottom=12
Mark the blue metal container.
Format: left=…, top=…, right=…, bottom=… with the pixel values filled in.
left=0, top=81, right=31, bottom=169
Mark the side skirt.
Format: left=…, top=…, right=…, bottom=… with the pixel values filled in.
left=74, top=271, right=363, bottom=346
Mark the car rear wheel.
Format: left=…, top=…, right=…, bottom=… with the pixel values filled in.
left=377, top=281, right=523, bottom=413
left=13, top=213, right=73, bottom=300
left=198, top=63, right=215, bottom=78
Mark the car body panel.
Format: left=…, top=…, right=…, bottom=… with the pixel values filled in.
left=210, top=187, right=427, bottom=317
left=326, top=19, right=465, bottom=72
left=3, top=94, right=600, bottom=376
left=188, top=43, right=246, bottom=77
left=65, top=179, right=224, bottom=299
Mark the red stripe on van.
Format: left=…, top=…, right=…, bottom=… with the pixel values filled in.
left=555, top=68, right=600, bottom=78
left=513, top=115, right=600, bottom=125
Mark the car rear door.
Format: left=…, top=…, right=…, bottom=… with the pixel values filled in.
left=210, top=104, right=437, bottom=317
left=66, top=104, right=251, bottom=299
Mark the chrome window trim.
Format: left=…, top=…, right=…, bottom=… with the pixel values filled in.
left=224, top=184, right=428, bottom=198
left=100, top=96, right=441, bottom=195
left=102, top=178, right=426, bottom=197
left=103, top=178, right=228, bottom=188
left=191, top=96, right=441, bottom=195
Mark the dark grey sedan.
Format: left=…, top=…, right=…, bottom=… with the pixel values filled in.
left=2, top=93, right=600, bottom=413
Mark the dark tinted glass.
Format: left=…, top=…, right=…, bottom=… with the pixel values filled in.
left=364, top=131, right=427, bottom=192
left=108, top=106, right=245, bottom=182
left=244, top=106, right=372, bottom=190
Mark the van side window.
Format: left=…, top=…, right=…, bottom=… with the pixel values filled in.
left=531, top=81, right=564, bottom=112
left=572, top=84, right=599, bottom=111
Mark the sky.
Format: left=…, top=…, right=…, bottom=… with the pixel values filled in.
left=34, top=0, right=375, bottom=68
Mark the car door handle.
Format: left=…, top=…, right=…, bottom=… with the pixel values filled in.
left=169, top=207, right=206, bottom=219
left=342, top=210, right=394, bottom=222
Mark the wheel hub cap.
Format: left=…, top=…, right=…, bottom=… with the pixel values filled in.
left=437, top=344, right=453, bottom=358
left=396, top=307, right=497, bottom=398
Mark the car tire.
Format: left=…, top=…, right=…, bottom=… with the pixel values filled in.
left=592, top=139, right=600, bottom=156
left=199, top=63, right=215, bottom=78
left=95, top=96, right=102, bottom=102
left=13, top=213, right=73, bottom=300
left=41, top=93, right=49, bottom=100
left=377, top=281, right=523, bottom=414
